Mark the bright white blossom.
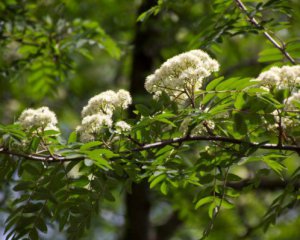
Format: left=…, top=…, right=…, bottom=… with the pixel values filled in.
left=115, top=90, right=132, bottom=109
left=285, top=91, right=300, bottom=110
left=77, top=89, right=132, bottom=142
left=256, top=65, right=300, bottom=89
left=145, top=49, right=219, bottom=103
left=76, top=114, right=112, bottom=142
left=267, top=110, right=294, bottom=131
left=81, top=89, right=132, bottom=117
left=18, top=107, right=59, bottom=132
left=82, top=90, right=117, bottom=117
left=115, top=121, right=131, bottom=133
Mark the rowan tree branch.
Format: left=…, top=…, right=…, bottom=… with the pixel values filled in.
left=0, top=146, right=84, bottom=162
left=1, top=135, right=300, bottom=163
left=131, top=135, right=300, bottom=152
left=234, top=0, right=296, bottom=65
left=228, top=178, right=300, bottom=191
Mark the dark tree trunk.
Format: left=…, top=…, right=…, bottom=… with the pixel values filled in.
left=123, top=181, right=151, bottom=240
left=123, top=1, right=159, bottom=240
left=129, top=0, right=160, bottom=99
left=123, top=1, right=183, bottom=239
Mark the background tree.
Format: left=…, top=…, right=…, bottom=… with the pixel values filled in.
left=1, top=0, right=300, bottom=240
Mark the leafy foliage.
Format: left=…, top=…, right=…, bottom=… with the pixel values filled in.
left=1, top=0, right=300, bottom=240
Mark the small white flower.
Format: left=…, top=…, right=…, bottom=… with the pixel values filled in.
left=81, top=89, right=132, bottom=117
left=267, top=110, right=294, bottom=131
left=18, top=107, right=59, bottom=132
left=285, top=91, right=300, bottom=110
left=116, top=90, right=132, bottom=109
left=82, top=90, right=117, bottom=117
left=77, top=114, right=112, bottom=134
left=115, top=121, right=131, bottom=133
left=256, top=65, right=300, bottom=89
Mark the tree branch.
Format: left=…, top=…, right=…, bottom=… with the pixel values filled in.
left=131, top=135, right=300, bottom=152
left=228, top=178, right=300, bottom=191
left=0, top=146, right=84, bottom=162
left=1, top=135, right=300, bottom=163
left=234, top=0, right=296, bottom=65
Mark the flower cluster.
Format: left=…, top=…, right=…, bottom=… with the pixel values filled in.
left=18, top=107, right=59, bottom=133
left=145, top=50, right=219, bottom=104
left=115, top=121, right=131, bottom=133
left=256, top=65, right=300, bottom=89
left=266, top=110, right=294, bottom=132
left=76, top=90, right=132, bottom=142
left=82, top=90, right=132, bottom=117
left=285, top=91, right=300, bottom=110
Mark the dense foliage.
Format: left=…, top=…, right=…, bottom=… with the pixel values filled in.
left=1, top=0, right=300, bottom=240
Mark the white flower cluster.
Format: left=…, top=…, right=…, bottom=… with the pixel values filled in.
left=18, top=107, right=59, bottom=132
left=256, top=65, right=300, bottom=89
left=145, top=50, right=219, bottom=103
left=285, top=91, right=300, bottom=110
left=82, top=90, right=132, bottom=117
left=76, top=90, right=132, bottom=142
left=267, top=110, right=294, bottom=131
left=115, top=121, right=131, bottom=133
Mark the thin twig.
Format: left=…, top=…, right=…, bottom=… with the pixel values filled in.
left=201, top=167, right=230, bottom=239
left=234, top=0, right=296, bottom=65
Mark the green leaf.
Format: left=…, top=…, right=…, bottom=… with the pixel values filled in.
left=195, top=196, right=214, bottom=209
left=259, top=48, right=283, bottom=63
left=226, top=173, right=243, bottom=181
left=23, top=203, right=43, bottom=213
left=263, top=158, right=286, bottom=178
left=35, top=218, right=47, bottom=233
left=89, top=157, right=111, bottom=169
left=156, top=118, right=176, bottom=127
left=233, top=113, right=247, bottom=135
left=43, top=129, right=60, bottom=136
left=160, top=182, right=168, bottom=195
left=234, top=92, right=247, bottom=109
left=206, top=76, right=224, bottom=90
left=34, top=189, right=57, bottom=203
left=149, top=174, right=166, bottom=189
left=80, top=141, right=102, bottom=150
left=135, top=104, right=151, bottom=116
left=208, top=202, right=218, bottom=219
left=99, top=36, right=121, bottom=59
left=18, top=45, right=38, bottom=57
left=29, top=228, right=39, bottom=240
left=103, top=191, right=115, bottom=202
left=68, top=131, right=77, bottom=144
left=71, top=176, right=90, bottom=187
left=13, top=181, right=33, bottom=191
left=155, top=145, right=173, bottom=157
left=137, top=5, right=161, bottom=22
